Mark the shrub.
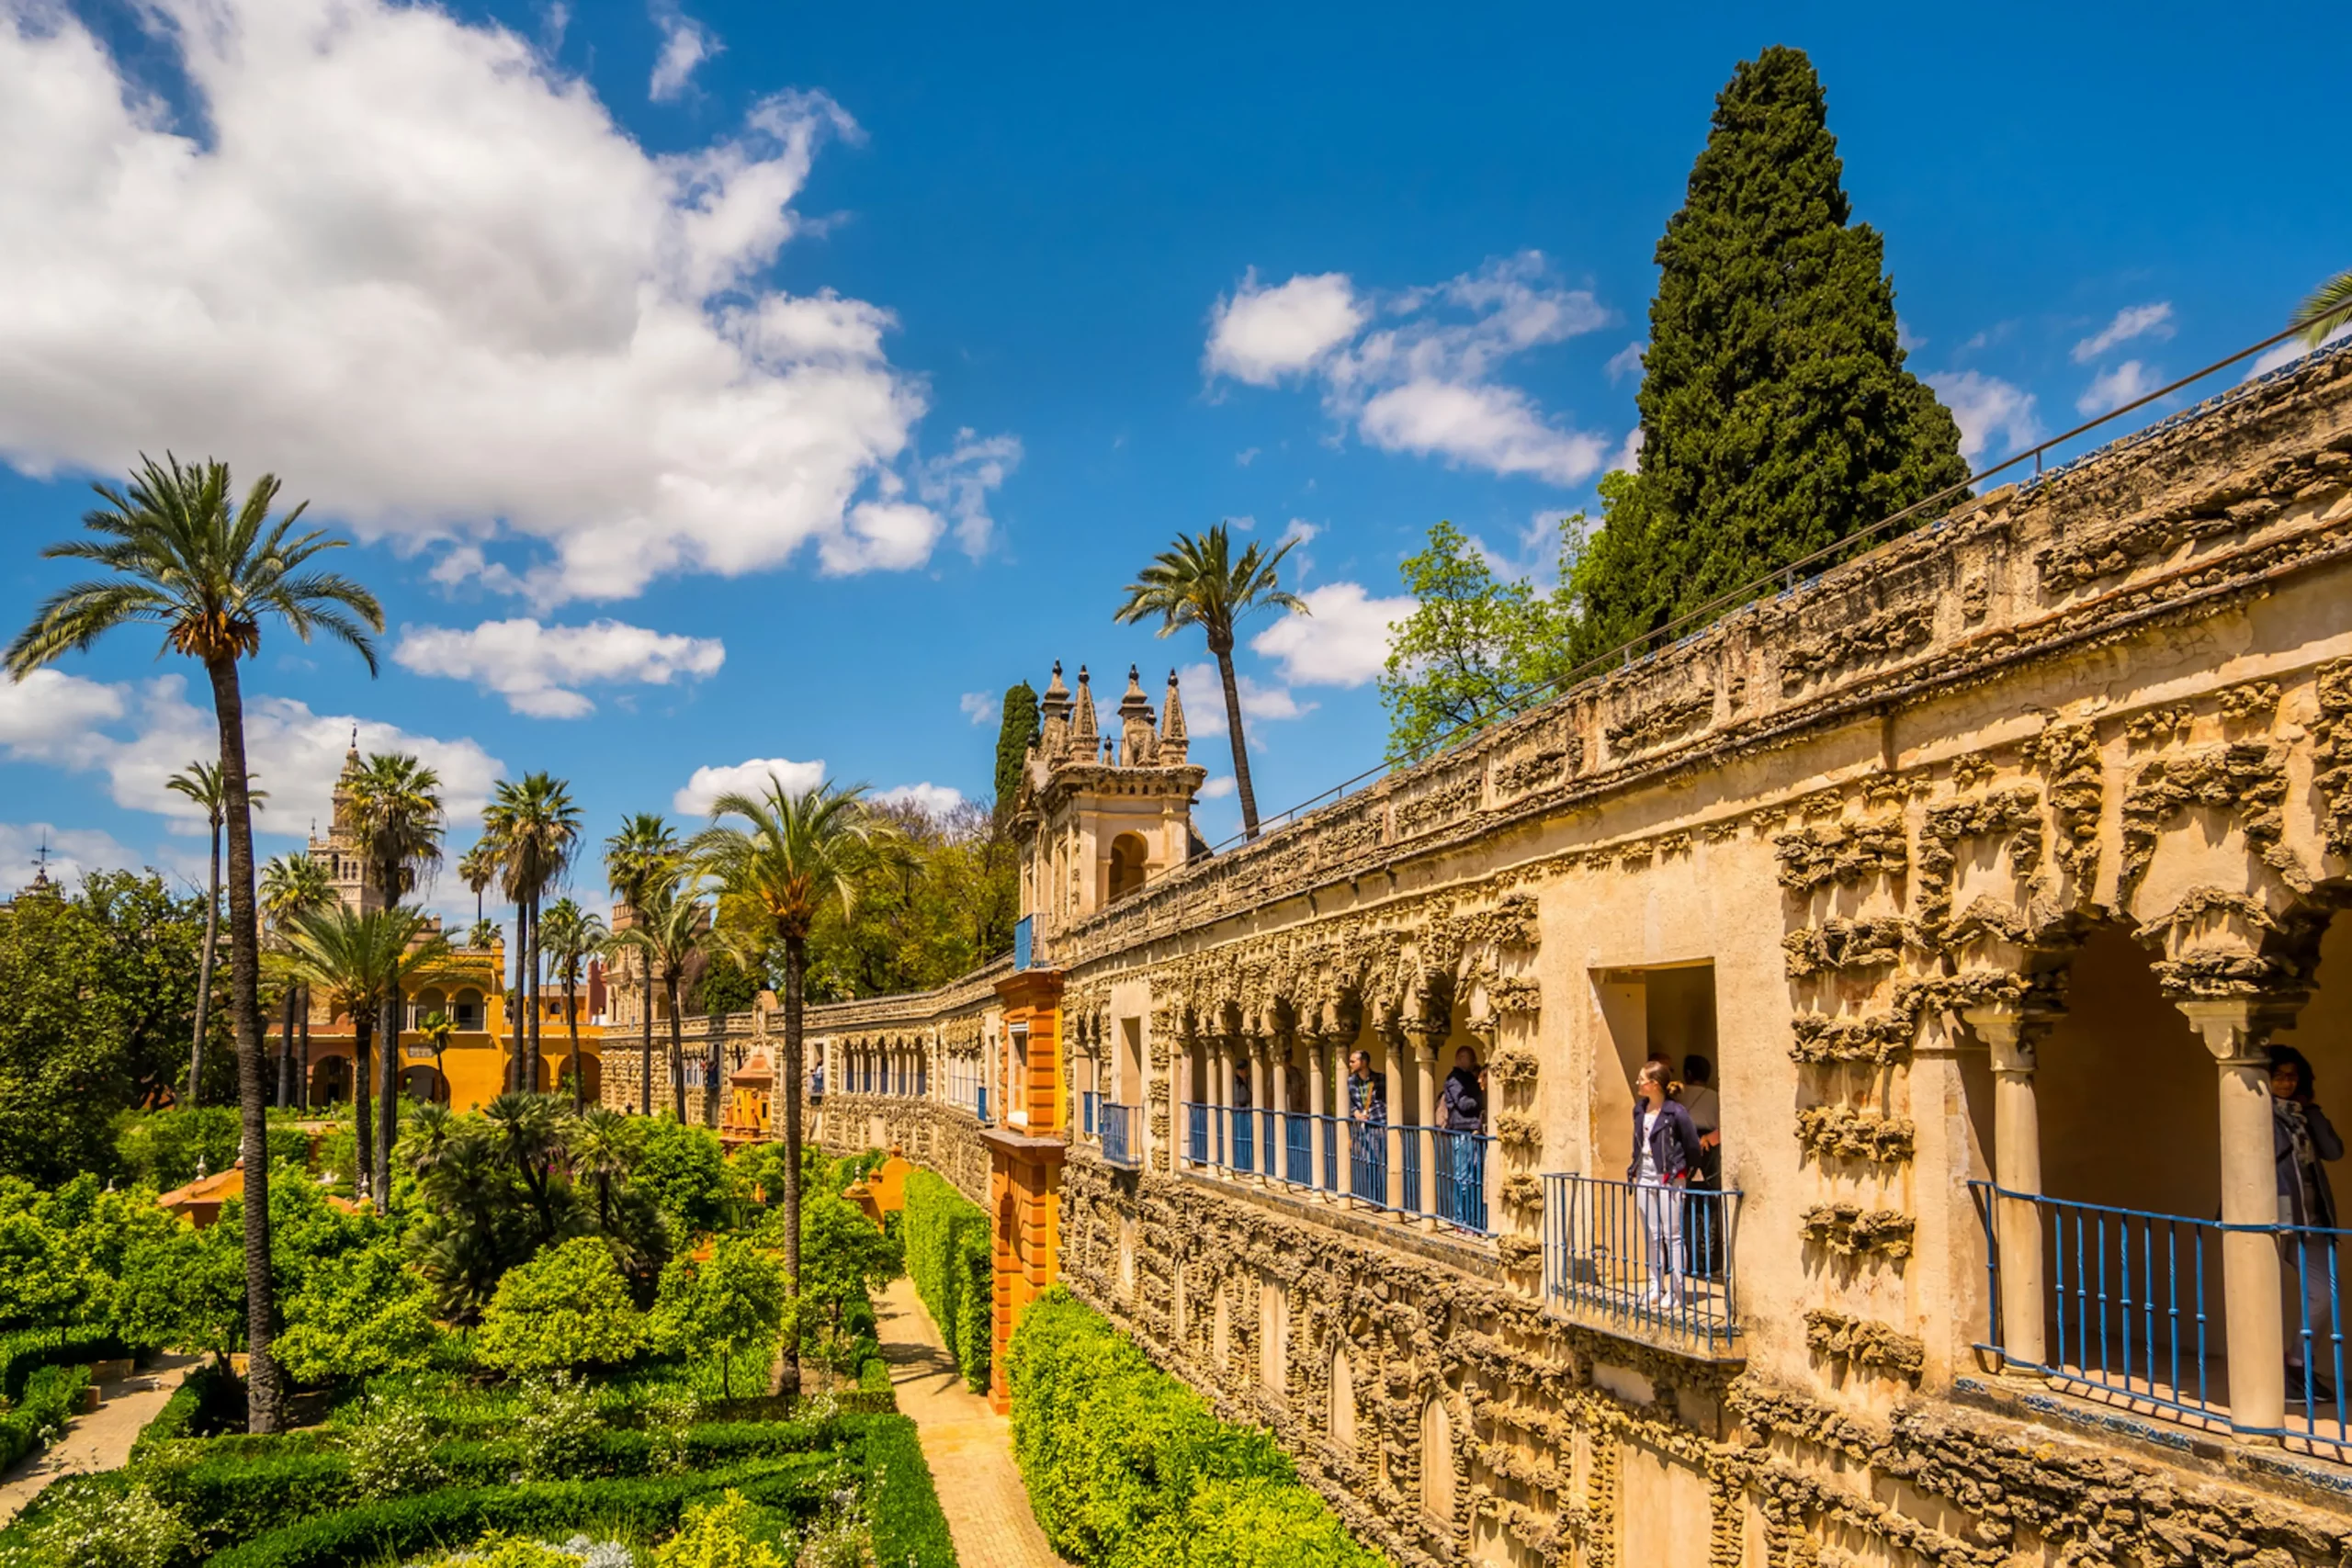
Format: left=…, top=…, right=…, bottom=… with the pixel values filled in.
left=633, top=1120, right=732, bottom=1238
left=275, top=1239, right=437, bottom=1385
left=861, top=1416, right=953, bottom=1568
left=650, top=1488, right=788, bottom=1568
left=516, top=1372, right=602, bottom=1482
left=477, top=1237, right=650, bottom=1375
left=0, top=1362, right=92, bottom=1470
left=1007, top=1289, right=1381, bottom=1568
left=0, top=1324, right=125, bottom=1401
left=653, top=1236, right=789, bottom=1402
left=0, top=1477, right=192, bottom=1568
left=345, top=1394, right=447, bottom=1500
left=899, top=1170, right=990, bottom=1393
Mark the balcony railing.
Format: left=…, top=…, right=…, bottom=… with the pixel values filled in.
left=1172, top=1103, right=1495, bottom=1237
left=1081, top=1090, right=1101, bottom=1138
left=1542, top=1174, right=1742, bottom=1357
left=974, top=1085, right=989, bottom=1124
left=1101, top=1102, right=1138, bottom=1168
left=1971, top=1183, right=2349, bottom=1450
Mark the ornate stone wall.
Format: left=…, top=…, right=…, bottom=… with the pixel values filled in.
left=780, top=344, right=2352, bottom=1564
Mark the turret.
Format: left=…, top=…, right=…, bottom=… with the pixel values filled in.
left=1158, top=670, right=1189, bottom=765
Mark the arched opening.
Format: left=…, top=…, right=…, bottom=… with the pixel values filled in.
left=1107, top=832, right=1148, bottom=904
left=1421, top=1396, right=1455, bottom=1521
left=397, top=1064, right=447, bottom=1103
left=411, top=987, right=447, bottom=1031
left=454, top=988, right=484, bottom=1032
left=1329, top=1342, right=1357, bottom=1451
left=310, top=1054, right=352, bottom=1106
left=1259, top=1280, right=1286, bottom=1393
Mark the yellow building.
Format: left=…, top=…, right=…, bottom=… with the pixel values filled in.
left=297, top=747, right=605, bottom=1112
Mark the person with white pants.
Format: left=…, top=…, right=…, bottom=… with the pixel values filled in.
left=1626, top=1059, right=1706, bottom=1314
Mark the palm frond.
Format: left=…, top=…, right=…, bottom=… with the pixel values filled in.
left=2291, top=269, right=2352, bottom=349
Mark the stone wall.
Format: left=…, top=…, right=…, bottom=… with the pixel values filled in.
left=774, top=343, right=2352, bottom=1564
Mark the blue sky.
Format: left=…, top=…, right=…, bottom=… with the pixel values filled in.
left=1, top=0, right=2346, bottom=925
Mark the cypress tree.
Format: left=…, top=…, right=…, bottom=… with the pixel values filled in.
left=1571, top=46, right=1967, bottom=659
left=992, top=682, right=1039, bottom=812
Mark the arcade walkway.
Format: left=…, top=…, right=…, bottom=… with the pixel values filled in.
left=874, top=1276, right=1068, bottom=1568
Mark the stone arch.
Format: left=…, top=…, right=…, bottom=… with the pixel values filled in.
left=1420, top=1393, right=1455, bottom=1522
left=1328, top=1339, right=1357, bottom=1452
left=1108, top=832, right=1148, bottom=903
left=1258, top=1277, right=1286, bottom=1393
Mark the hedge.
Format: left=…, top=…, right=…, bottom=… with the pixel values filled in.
left=0, top=1363, right=92, bottom=1471
left=0, top=1324, right=127, bottom=1401
left=864, top=1414, right=955, bottom=1568
left=1007, top=1289, right=1382, bottom=1568
left=901, top=1168, right=992, bottom=1393
left=129, top=1358, right=243, bottom=1461
left=202, top=1457, right=847, bottom=1568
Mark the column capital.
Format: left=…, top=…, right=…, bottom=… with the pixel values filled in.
left=2174, top=995, right=2304, bottom=1066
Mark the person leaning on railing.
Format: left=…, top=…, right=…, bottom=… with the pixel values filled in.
left=1441, top=1045, right=1485, bottom=1230
left=2268, top=1044, right=2344, bottom=1404
left=1347, top=1048, right=1386, bottom=1185
left=1628, top=1060, right=1706, bottom=1312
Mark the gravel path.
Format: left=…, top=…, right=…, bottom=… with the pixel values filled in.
left=0, top=1352, right=198, bottom=1525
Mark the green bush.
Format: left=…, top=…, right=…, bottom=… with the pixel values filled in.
left=0, top=1362, right=92, bottom=1470
left=113, top=1109, right=309, bottom=1190
left=862, top=1414, right=954, bottom=1568
left=476, top=1236, right=650, bottom=1375
left=899, top=1169, right=991, bottom=1393
left=1008, top=1288, right=1381, bottom=1568
left=0, top=1324, right=125, bottom=1400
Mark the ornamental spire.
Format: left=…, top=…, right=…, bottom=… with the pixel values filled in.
left=1159, top=669, right=1189, bottom=763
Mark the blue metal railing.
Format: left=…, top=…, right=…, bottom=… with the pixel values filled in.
left=1081, top=1090, right=1101, bottom=1138
left=1542, top=1173, right=1743, bottom=1357
left=1433, top=1129, right=1491, bottom=1234
left=1012, top=915, right=1033, bottom=971
left=1971, top=1183, right=2349, bottom=1447
left=1102, top=1103, right=1138, bottom=1168
left=975, top=1084, right=989, bottom=1123
left=1348, top=1115, right=1387, bottom=1204
left=1166, top=1105, right=1494, bottom=1239
left=1400, top=1124, right=1422, bottom=1213
left=1284, top=1112, right=1313, bottom=1187
left=1230, top=1106, right=1256, bottom=1175
left=1186, top=1101, right=1208, bottom=1167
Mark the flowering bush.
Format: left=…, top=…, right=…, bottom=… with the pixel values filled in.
left=0, top=1481, right=192, bottom=1568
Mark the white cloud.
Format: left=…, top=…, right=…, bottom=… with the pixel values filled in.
left=913, top=430, right=1023, bottom=558
left=1234, top=446, right=1260, bottom=467
left=648, top=5, right=719, bottom=101
left=2073, top=302, right=2175, bottom=364
left=874, top=782, right=964, bottom=818
left=1206, top=253, right=1613, bottom=488
left=1204, top=271, right=1365, bottom=385
left=1277, top=519, right=1318, bottom=549
left=1604, top=342, right=1645, bottom=381
left=1197, top=775, right=1236, bottom=800
left=1178, top=663, right=1311, bottom=729
left=2075, top=360, right=2160, bottom=417
left=2245, top=323, right=2352, bottom=381
left=0, top=821, right=169, bottom=887
left=0, top=0, right=1012, bottom=606
left=394, top=618, right=724, bottom=717
left=0, top=671, right=503, bottom=833
left=1613, top=424, right=1645, bottom=475
left=959, top=691, right=999, bottom=727
left=1250, top=581, right=1411, bottom=688
left=673, top=756, right=826, bottom=817
left=1928, top=370, right=2041, bottom=462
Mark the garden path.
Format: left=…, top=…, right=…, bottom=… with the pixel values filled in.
left=0, top=1352, right=198, bottom=1525
left=874, top=1278, right=1069, bottom=1568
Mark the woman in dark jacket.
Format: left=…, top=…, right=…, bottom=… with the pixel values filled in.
left=1440, top=1046, right=1486, bottom=1228
left=2270, top=1046, right=2344, bottom=1401
left=1626, top=1060, right=1706, bottom=1311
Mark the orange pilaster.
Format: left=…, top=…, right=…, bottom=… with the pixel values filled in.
left=985, top=967, right=1066, bottom=1413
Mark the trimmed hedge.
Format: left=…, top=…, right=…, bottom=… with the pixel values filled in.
left=129, top=1358, right=242, bottom=1461
left=901, top=1168, right=991, bottom=1393
left=864, top=1414, right=954, bottom=1568
left=202, top=1457, right=847, bottom=1568
left=1008, top=1288, right=1382, bottom=1568
left=0, top=1362, right=91, bottom=1470
left=0, top=1325, right=126, bottom=1401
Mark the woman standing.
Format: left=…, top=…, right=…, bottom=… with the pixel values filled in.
left=1626, top=1060, right=1706, bottom=1313
left=2269, top=1045, right=2344, bottom=1404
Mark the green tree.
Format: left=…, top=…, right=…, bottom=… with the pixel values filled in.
left=164, top=761, right=265, bottom=1106
left=476, top=1234, right=650, bottom=1375
left=259, top=852, right=334, bottom=1108
left=993, top=681, right=1039, bottom=811
left=606, top=874, right=708, bottom=1122
left=6, top=453, right=384, bottom=1433
left=1568, top=48, right=1967, bottom=660
left=785, top=1185, right=900, bottom=1371
left=1113, top=524, right=1307, bottom=840
left=653, top=1235, right=789, bottom=1400
left=1377, top=519, right=1583, bottom=760
left=536, top=897, right=607, bottom=1112
left=631, top=1117, right=730, bottom=1238
left=275, top=1236, right=437, bottom=1384
left=605, top=813, right=681, bottom=1117
left=347, top=751, right=445, bottom=1206
left=2292, top=268, right=2352, bottom=348
left=687, top=777, right=886, bottom=1399
left=482, top=773, right=582, bottom=1094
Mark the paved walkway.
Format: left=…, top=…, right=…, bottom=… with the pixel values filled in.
left=0, top=1352, right=198, bottom=1525
left=875, top=1278, right=1069, bottom=1568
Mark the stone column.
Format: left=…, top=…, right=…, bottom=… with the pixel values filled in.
left=1248, top=1034, right=1270, bottom=1182
left=2179, top=998, right=2293, bottom=1435
left=1210, top=1034, right=1230, bottom=1176
left=1306, top=1025, right=1330, bottom=1198
left=1272, top=1035, right=1293, bottom=1186
left=1964, top=1005, right=2045, bottom=1374
left=1411, top=1034, right=1441, bottom=1227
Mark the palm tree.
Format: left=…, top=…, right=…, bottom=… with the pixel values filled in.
left=687, top=776, right=886, bottom=1399
left=537, top=897, right=608, bottom=1111
left=606, top=873, right=707, bottom=1123
left=418, top=1010, right=456, bottom=1101
left=347, top=752, right=444, bottom=1203
left=2292, top=269, right=2352, bottom=349
left=260, top=852, right=333, bottom=1108
left=6, top=454, right=382, bottom=1435
left=605, top=814, right=679, bottom=1116
left=165, top=761, right=266, bottom=1104
left=1112, top=522, right=1307, bottom=840
left=465, top=918, right=500, bottom=950
left=458, top=839, right=498, bottom=927
left=266, top=905, right=449, bottom=1212
left=484, top=774, right=582, bottom=1094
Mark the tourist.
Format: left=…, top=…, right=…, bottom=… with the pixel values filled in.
left=1627, top=1059, right=1704, bottom=1313
left=1681, top=1054, right=1723, bottom=1273
left=2269, top=1045, right=2343, bottom=1403
left=1347, top=1049, right=1386, bottom=1199
left=1441, top=1045, right=1484, bottom=1228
